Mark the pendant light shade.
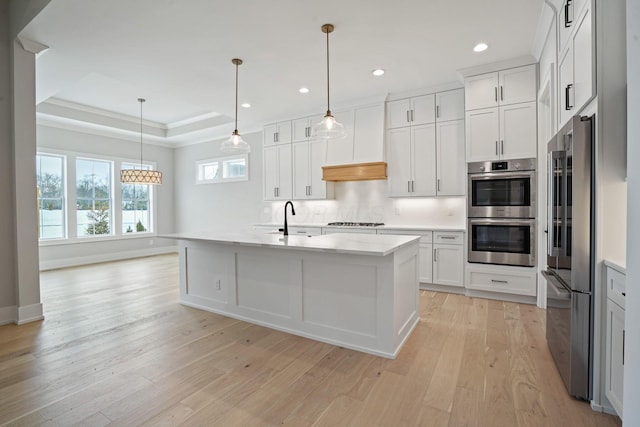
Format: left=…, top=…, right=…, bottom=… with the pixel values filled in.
left=221, top=58, right=251, bottom=153
left=312, top=24, right=346, bottom=140
left=120, top=98, right=163, bottom=185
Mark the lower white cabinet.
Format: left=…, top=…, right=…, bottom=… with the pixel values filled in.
left=465, top=263, right=537, bottom=296
left=605, top=264, right=625, bottom=417
left=322, top=227, right=377, bottom=235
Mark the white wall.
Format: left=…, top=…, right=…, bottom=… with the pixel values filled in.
left=174, top=132, right=265, bottom=233
left=37, top=125, right=176, bottom=269
left=0, top=2, right=17, bottom=317
left=624, top=1, right=640, bottom=425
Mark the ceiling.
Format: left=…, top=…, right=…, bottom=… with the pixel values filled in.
left=21, top=0, right=545, bottom=145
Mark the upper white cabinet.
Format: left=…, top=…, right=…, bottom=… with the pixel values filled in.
left=464, top=64, right=537, bottom=162
left=387, top=124, right=436, bottom=197
left=436, top=120, right=465, bottom=196
left=435, top=89, right=465, bottom=122
left=326, top=104, right=385, bottom=166
left=464, top=65, right=537, bottom=111
left=558, top=1, right=594, bottom=127
left=264, top=121, right=292, bottom=146
left=292, top=140, right=330, bottom=200
left=387, top=94, right=435, bottom=129
left=292, top=115, right=322, bottom=143
left=263, top=144, right=292, bottom=201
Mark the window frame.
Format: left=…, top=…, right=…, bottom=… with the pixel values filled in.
left=195, top=153, right=249, bottom=184
left=120, top=162, right=154, bottom=236
left=36, top=152, right=67, bottom=241
left=37, top=148, right=159, bottom=246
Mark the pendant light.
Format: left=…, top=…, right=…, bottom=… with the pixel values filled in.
left=120, top=98, right=163, bottom=185
left=312, top=24, right=346, bottom=140
left=221, top=58, right=251, bottom=153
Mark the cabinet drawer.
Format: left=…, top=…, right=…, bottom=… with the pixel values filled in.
left=606, top=266, right=626, bottom=309
left=377, top=229, right=432, bottom=244
left=434, top=231, right=463, bottom=245
left=289, top=227, right=322, bottom=236
left=467, top=269, right=536, bottom=296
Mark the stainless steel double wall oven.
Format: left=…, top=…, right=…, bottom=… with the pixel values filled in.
left=467, top=158, right=536, bottom=267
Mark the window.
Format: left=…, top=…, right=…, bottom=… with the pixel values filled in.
left=196, top=154, right=248, bottom=184
left=36, top=154, right=66, bottom=239
left=121, top=163, right=151, bottom=234
left=76, top=158, right=112, bottom=237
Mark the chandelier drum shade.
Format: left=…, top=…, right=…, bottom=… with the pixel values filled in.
left=120, top=98, right=163, bottom=185
left=312, top=23, right=346, bottom=140
left=220, top=58, right=251, bottom=153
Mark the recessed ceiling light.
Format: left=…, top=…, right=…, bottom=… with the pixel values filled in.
left=473, top=43, right=488, bottom=52
left=299, top=87, right=309, bottom=94
left=241, top=103, right=251, bottom=108
left=372, top=69, right=385, bottom=77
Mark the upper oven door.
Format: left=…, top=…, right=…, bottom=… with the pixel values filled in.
left=468, top=170, right=536, bottom=218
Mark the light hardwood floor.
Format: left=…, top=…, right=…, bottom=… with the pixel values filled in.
left=0, top=254, right=621, bottom=426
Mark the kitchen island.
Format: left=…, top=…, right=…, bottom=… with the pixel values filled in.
left=162, top=231, right=420, bottom=358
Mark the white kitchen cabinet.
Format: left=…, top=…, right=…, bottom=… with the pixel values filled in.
left=378, top=229, right=434, bottom=284
left=387, top=124, right=436, bottom=197
left=288, top=226, right=322, bottom=236
left=292, top=115, right=322, bottom=143
left=465, top=263, right=537, bottom=296
left=436, top=119, right=465, bottom=196
left=263, top=144, right=292, bottom=201
left=264, top=121, right=292, bottom=146
left=558, top=2, right=594, bottom=128
left=464, top=65, right=536, bottom=111
left=605, top=264, right=626, bottom=417
left=325, top=105, right=385, bottom=166
left=433, top=232, right=464, bottom=288
left=435, top=88, right=465, bottom=122
left=322, top=227, right=377, bottom=235
left=292, top=140, right=330, bottom=200
left=559, top=0, right=590, bottom=54
left=387, top=94, right=435, bottom=129
left=465, top=102, right=536, bottom=162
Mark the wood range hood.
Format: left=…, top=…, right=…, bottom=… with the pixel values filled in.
left=322, top=162, right=387, bottom=182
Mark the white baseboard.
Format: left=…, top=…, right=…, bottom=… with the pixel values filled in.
left=17, top=303, right=44, bottom=324
left=0, top=303, right=44, bottom=325
left=0, top=306, right=18, bottom=325
left=590, top=401, right=618, bottom=416
left=39, top=245, right=178, bottom=271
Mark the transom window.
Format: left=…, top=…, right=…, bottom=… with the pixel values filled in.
left=196, top=154, right=248, bottom=184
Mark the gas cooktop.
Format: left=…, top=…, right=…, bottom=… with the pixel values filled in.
left=326, top=222, right=385, bottom=227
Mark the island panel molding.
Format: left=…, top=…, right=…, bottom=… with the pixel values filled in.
left=168, top=232, right=420, bottom=358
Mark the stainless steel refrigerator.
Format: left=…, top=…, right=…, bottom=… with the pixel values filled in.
left=543, top=114, right=595, bottom=400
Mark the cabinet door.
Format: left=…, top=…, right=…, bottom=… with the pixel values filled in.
left=436, top=120, right=465, bottom=196
left=292, top=117, right=311, bottom=143
left=573, top=7, right=594, bottom=113
left=386, top=128, right=413, bottom=197
left=465, top=108, right=500, bottom=162
left=276, top=121, right=292, bottom=145
left=465, top=72, right=499, bottom=110
left=498, top=65, right=537, bottom=105
left=558, top=0, right=573, bottom=54
left=433, top=244, right=464, bottom=287
left=411, top=124, right=437, bottom=197
left=309, top=140, right=327, bottom=199
left=292, top=142, right=309, bottom=199
left=263, top=146, right=279, bottom=200
left=500, top=101, right=537, bottom=160
left=436, top=88, right=465, bottom=122
left=605, top=299, right=625, bottom=416
left=411, top=94, right=436, bottom=126
left=559, top=45, right=574, bottom=127
left=353, top=104, right=385, bottom=163
left=419, top=243, right=434, bottom=284
left=276, top=144, right=292, bottom=200
left=387, top=99, right=412, bottom=129
left=264, top=123, right=278, bottom=146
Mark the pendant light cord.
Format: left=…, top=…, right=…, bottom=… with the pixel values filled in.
left=234, top=61, right=239, bottom=133
left=326, top=28, right=330, bottom=113
left=138, top=98, right=145, bottom=169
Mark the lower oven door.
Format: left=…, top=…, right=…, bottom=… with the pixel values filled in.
left=468, top=218, right=536, bottom=267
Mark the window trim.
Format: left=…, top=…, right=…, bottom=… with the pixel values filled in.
left=195, top=153, right=249, bottom=184
left=36, top=152, right=68, bottom=241
left=37, top=147, right=159, bottom=245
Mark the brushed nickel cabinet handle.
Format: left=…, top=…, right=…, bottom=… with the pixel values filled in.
left=407, top=110, right=410, bottom=123
left=495, top=87, right=498, bottom=102
left=500, top=86, right=504, bottom=101
left=491, top=279, right=509, bottom=284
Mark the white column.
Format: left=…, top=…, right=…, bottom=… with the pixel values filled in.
left=11, top=39, right=42, bottom=323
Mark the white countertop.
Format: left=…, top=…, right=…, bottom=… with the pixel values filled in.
left=254, top=223, right=466, bottom=232
left=161, top=231, right=420, bottom=256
